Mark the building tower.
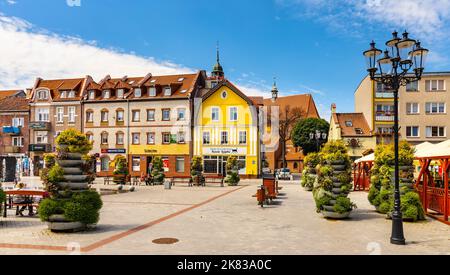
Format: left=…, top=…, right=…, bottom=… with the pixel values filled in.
left=211, top=42, right=225, bottom=79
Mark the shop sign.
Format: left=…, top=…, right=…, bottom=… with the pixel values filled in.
left=101, top=149, right=126, bottom=154
left=203, top=148, right=247, bottom=155
left=144, top=149, right=158, bottom=154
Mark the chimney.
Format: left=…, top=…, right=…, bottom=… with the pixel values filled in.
left=331, top=103, right=337, bottom=113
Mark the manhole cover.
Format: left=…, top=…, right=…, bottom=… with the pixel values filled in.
left=152, top=238, right=179, bottom=245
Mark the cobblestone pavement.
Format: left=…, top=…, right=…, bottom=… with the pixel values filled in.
left=1, top=179, right=449, bottom=255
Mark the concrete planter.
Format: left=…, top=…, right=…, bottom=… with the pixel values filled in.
left=57, top=182, right=89, bottom=190
left=303, top=186, right=313, bottom=192
left=322, top=211, right=351, bottom=219
left=62, top=167, right=83, bottom=175
left=47, top=221, right=86, bottom=232
left=57, top=160, right=84, bottom=167
left=64, top=175, right=89, bottom=182
left=331, top=164, right=346, bottom=171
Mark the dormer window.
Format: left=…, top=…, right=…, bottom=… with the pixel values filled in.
left=134, top=88, right=141, bottom=98
left=178, top=77, right=185, bottom=82
left=164, top=86, right=172, bottom=96
left=345, top=121, right=353, bottom=127
left=89, top=90, right=95, bottom=100
left=68, top=91, right=75, bottom=98
left=37, top=90, right=49, bottom=100
left=103, top=90, right=110, bottom=99
left=117, top=89, right=124, bottom=99
left=149, top=87, right=156, bottom=97
left=60, top=91, right=67, bottom=98
left=211, top=81, right=218, bottom=88
left=355, top=128, right=364, bottom=135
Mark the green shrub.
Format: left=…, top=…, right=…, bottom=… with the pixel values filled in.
left=56, top=129, right=93, bottom=154
left=225, top=156, right=240, bottom=186
left=304, top=152, right=321, bottom=168
left=151, top=157, right=165, bottom=184
left=38, top=199, right=64, bottom=222
left=333, top=197, right=357, bottom=214
left=44, top=153, right=56, bottom=169
left=38, top=191, right=102, bottom=225
left=113, top=156, right=129, bottom=185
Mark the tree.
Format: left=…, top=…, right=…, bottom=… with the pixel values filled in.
left=292, top=118, right=330, bottom=155
left=113, top=156, right=129, bottom=185
left=151, top=157, right=165, bottom=184
left=278, top=105, right=305, bottom=168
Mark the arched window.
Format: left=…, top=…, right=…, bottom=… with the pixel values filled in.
left=37, top=89, right=49, bottom=100
left=101, top=131, right=109, bottom=144
left=86, top=132, right=94, bottom=143
left=101, top=109, right=109, bottom=122
left=116, top=131, right=124, bottom=145
left=100, top=156, right=110, bottom=171
left=116, top=108, right=124, bottom=123
left=86, top=109, right=94, bottom=123
left=294, top=162, right=299, bottom=170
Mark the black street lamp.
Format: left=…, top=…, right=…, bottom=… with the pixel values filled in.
left=309, top=130, right=327, bottom=152
left=363, top=31, right=428, bottom=245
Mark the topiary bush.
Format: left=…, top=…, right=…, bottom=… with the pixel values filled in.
left=368, top=141, right=425, bottom=221
left=301, top=153, right=321, bottom=191
left=313, top=140, right=356, bottom=219
left=225, top=156, right=240, bottom=186
left=191, top=156, right=204, bottom=185
left=113, top=156, right=129, bottom=185
left=151, top=157, right=165, bottom=184
left=55, top=129, right=93, bottom=154
left=39, top=129, right=102, bottom=231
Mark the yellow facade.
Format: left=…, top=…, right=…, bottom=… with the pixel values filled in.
left=194, top=83, right=259, bottom=176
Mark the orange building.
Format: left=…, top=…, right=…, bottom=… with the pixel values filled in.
left=262, top=93, right=320, bottom=174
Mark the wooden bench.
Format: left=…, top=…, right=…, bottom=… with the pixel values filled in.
left=203, top=175, right=224, bottom=187
left=3, top=190, right=46, bottom=218
left=170, top=176, right=193, bottom=187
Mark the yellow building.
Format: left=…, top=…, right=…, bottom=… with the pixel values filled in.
left=193, top=80, right=260, bottom=178
left=328, top=104, right=376, bottom=161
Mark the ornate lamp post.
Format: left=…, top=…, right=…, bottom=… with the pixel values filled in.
left=309, top=130, right=327, bottom=152
left=363, top=31, right=428, bottom=245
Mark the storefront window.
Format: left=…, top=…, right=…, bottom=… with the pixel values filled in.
left=176, top=157, right=185, bottom=173
left=204, top=156, right=219, bottom=174
left=101, top=157, right=110, bottom=171
left=132, top=157, right=140, bottom=172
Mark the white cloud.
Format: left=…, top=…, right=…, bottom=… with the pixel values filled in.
left=0, top=14, right=195, bottom=90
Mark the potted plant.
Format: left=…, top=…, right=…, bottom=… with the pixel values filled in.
left=191, top=156, right=204, bottom=186
left=38, top=129, right=102, bottom=232
left=368, top=141, right=425, bottom=221
left=151, top=157, right=165, bottom=185
left=224, top=156, right=240, bottom=186
left=313, top=141, right=356, bottom=219
left=301, top=152, right=321, bottom=191
left=113, top=156, right=129, bottom=185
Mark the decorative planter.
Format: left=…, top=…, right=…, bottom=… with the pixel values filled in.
left=304, top=186, right=313, bottom=191
left=322, top=211, right=351, bottom=219
left=57, top=160, right=84, bottom=167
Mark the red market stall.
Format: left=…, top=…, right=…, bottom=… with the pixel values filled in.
left=353, top=153, right=374, bottom=191
left=415, top=140, right=450, bottom=225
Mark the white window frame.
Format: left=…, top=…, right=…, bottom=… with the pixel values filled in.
left=132, top=157, right=141, bottom=172
left=37, top=90, right=49, bottom=100
left=425, top=102, right=446, bottom=114
left=178, top=132, right=186, bottom=144
left=68, top=106, right=76, bottom=123
left=406, top=103, right=420, bottom=115
left=147, top=132, right=155, bottom=145
left=132, top=133, right=140, bottom=145
left=117, top=89, right=124, bottom=99
left=101, top=132, right=109, bottom=144
left=221, top=131, right=229, bottom=145
left=426, top=126, right=446, bottom=138
left=211, top=107, right=220, bottom=122
left=149, top=87, right=156, bottom=97
left=406, top=126, right=420, bottom=138
left=177, top=108, right=186, bottom=121
left=86, top=111, right=94, bottom=123
left=203, top=132, right=210, bottom=145
left=147, top=109, right=155, bottom=121
left=12, top=136, right=24, bottom=147
left=239, top=131, right=247, bottom=145
left=12, top=117, right=24, bottom=127
left=116, top=110, right=124, bottom=122
left=36, top=131, right=48, bottom=144
left=56, top=107, right=64, bottom=123
left=162, top=109, right=171, bottom=121
left=103, top=90, right=110, bottom=99
left=426, top=80, right=446, bottom=91
left=89, top=90, right=95, bottom=100
left=68, top=90, right=75, bottom=98
left=37, top=108, right=50, bottom=122
left=116, top=132, right=124, bottom=145
left=229, top=107, right=238, bottom=122
left=132, top=110, right=141, bottom=122
left=164, top=86, right=172, bottom=96
left=134, top=88, right=141, bottom=98
left=101, top=110, right=109, bottom=122
left=176, top=157, right=185, bottom=173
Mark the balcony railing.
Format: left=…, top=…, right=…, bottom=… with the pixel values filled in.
left=29, top=121, right=51, bottom=131
left=375, top=115, right=395, bottom=122
left=2, top=126, right=21, bottom=135
left=375, top=92, right=395, bottom=98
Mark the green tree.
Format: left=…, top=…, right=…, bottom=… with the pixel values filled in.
left=113, top=156, right=129, bottom=185
left=292, top=118, right=330, bottom=154
left=191, top=156, right=204, bottom=185
left=151, top=157, right=165, bottom=184
left=225, top=156, right=240, bottom=186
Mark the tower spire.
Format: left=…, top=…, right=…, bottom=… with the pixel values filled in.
left=212, top=41, right=225, bottom=79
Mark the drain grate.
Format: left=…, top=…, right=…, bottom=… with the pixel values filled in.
left=152, top=238, right=179, bottom=245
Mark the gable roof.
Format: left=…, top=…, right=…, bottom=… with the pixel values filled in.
left=333, top=112, right=372, bottom=137
left=0, top=96, right=29, bottom=111
left=201, top=80, right=254, bottom=106
left=263, top=94, right=320, bottom=119
left=0, top=90, right=25, bottom=100
left=31, top=77, right=89, bottom=102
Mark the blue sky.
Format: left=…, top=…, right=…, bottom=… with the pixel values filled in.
left=1, top=0, right=450, bottom=119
